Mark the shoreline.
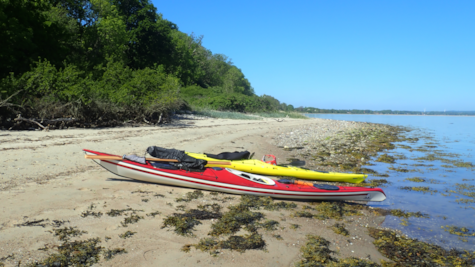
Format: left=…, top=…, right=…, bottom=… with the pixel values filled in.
left=0, top=117, right=473, bottom=266
left=304, top=113, right=475, bottom=117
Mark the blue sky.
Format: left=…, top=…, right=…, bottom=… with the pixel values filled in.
left=152, top=0, right=474, bottom=111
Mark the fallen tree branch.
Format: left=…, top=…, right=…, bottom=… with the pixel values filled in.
left=0, top=90, right=23, bottom=108
left=14, top=115, right=46, bottom=129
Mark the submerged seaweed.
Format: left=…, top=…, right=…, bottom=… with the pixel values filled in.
left=369, top=228, right=475, bottom=266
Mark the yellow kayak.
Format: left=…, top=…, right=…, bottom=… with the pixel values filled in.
left=187, top=152, right=367, bottom=184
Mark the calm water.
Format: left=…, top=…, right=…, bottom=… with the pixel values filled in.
left=306, top=114, right=475, bottom=250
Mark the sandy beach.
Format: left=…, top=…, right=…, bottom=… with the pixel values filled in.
left=0, top=117, right=390, bottom=266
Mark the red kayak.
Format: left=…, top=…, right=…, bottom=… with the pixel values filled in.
left=84, top=149, right=386, bottom=202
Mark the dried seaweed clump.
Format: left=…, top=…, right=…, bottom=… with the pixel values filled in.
left=119, top=231, right=136, bottom=239
left=186, top=197, right=274, bottom=255
left=260, top=220, right=280, bottom=231
left=176, top=190, right=204, bottom=202
left=81, top=203, right=103, bottom=218
left=314, top=202, right=362, bottom=220
left=161, top=207, right=222, bottom=236
left=239, top=195, right=297, bottom=211
left=106, top=208, right=143, bottom=217
left=295, top=235, right=335, bottom=265
left=330, top=223, right=349, bottom=236
left=376, top=154, right=396, bottom=163
left=121, top=214, right=144, bottom=227
left=51, top=227, right=88, bottom=241
left=292, top=211, right=315, bottom=218
left=103, top=248, right=127, bottom=261
left=368, top=228, right=475, bottom=266
left=193, top=233, right=266, bottom=256
left=26, top=238, right=103, bottom=267
left=295, top=234, right=382, bottom=267
left=146, top=211, right=161, bottom=217
left=208, top=203, right=264, bottom=236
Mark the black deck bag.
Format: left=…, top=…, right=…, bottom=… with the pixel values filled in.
left=204, top=151, right=250, bottom=160
left=146, top=146, right=207, bottom=171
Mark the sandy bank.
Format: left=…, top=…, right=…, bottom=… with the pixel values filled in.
left=0, top=117, right=389, bottom=266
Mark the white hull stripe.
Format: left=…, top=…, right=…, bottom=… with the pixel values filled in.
left=107, top=160, right=371, bottom=198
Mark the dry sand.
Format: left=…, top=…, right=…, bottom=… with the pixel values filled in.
left=0, top=117, right=389, bottom=266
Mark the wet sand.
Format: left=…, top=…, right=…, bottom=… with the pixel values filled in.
left=0, top=117, right=389, bottom=266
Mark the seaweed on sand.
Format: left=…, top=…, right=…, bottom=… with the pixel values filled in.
left=238, top=195, right=297, bottom=211
left=51, top=227, right=88, bottom=241
left=146, top=211, right=161, bottom=217
left=103, top=248, right=127, bottom=261
left=186, top=195, right=296, bottom=255
left=192, top=233, right=266, bottom=256
left=26, top=238, right=103, bottom=267
left=161, top=208, right=222, bottom=236
left=259, top=220, right=280, bottom=231
left=290, top=224, right=300, bottom=230
left=121, top=214, right=143, bottom=227
left=81, top=203, right=103, bottom=218
left=119, top=231, right=136, bottom=239
left=106, top=208, right=143, bottom=217
left=330, top=223, right=349, bottom=236
left=314, top=202, right=362, bottom=220
left=369, top=228, right=475, bottom=266
left=295, top=235, right=380, bottom=267
left=176, top=190, right=204, bottom=202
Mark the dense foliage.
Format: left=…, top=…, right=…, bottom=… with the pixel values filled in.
left=0, top=0, right=291, bottom=128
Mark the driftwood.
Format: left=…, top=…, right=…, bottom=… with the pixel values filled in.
left=14, top=116, right=47, bottom=129
left=9, top=115, right=78, bottom=130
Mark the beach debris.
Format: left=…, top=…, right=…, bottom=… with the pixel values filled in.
left=15, top=219, right=49, bottom=228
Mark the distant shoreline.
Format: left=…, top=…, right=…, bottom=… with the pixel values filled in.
left=304, top=113, right=475, bottom=117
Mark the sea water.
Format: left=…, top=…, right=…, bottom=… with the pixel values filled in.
left=305, top=114, right=475, bottom=251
